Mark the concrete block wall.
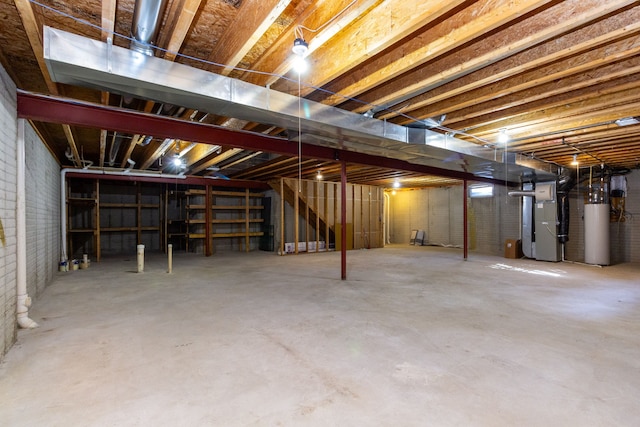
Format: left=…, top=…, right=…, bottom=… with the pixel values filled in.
left=0, top=66, right=18, bottom=357
left=625, top=170, right=640, bottom=262
left=388, top=186, right=462, bottom=247
left=469, top=184, right=520, bottom=255
left=24, top=121, right=61, bottom=297
left=388, top=183, right=520, bottom=256
left=565, top=169, right=640, bottom=263
left=0, top=64, right=61, bottom=358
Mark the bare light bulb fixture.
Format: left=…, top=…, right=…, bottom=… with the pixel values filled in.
left=316, top=170, right=323, bottom=180
left=498, top=128, right=509, bottom=144
left=292, top=37, right=309, bottom=74
left=571, top=154, right=579, bottom=166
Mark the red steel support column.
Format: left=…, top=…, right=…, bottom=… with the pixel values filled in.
left=341, top=161, right=347, bottom=280
left=463, top=180, right=468, bottom=261
left=205, top=184, right=212, bottom=257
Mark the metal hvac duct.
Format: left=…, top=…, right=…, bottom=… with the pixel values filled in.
left=43, top=26, right=557, bottom=183
left=130, top=0, right=169, bottom=56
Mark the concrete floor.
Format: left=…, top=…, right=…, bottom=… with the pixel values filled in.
left=1, top=245, right=639, bottom=426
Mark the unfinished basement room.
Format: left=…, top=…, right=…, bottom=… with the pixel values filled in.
left=1, top=0, right=640, bottom=425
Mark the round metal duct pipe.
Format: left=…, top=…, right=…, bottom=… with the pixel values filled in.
left=131, top=0, right=169, bottom=56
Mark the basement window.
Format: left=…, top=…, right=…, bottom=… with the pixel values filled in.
left=469, top=184, right=494, bottom=198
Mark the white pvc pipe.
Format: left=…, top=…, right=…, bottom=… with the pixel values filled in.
left=16, top=119, right=38, bottom=329
left=383, top=192, right=391, bottom=245
left=167, top=243, right=173, bottom=274
left=137, top=244, right=145, bottom=273
left=60, top=167, right=187, bottom=262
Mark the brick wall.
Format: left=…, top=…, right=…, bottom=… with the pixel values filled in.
left=24, top=121, right=61, bottom=296
left=0, top=66, right=18, bottom=357
left=0, top=64, right=61, bottom=359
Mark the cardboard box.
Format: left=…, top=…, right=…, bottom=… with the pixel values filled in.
left=504, top=239, right=523, bottom=259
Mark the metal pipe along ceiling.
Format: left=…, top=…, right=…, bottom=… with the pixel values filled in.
left=42, top=27, right=557, bottom=183
left=130, top=0, right=169, bottom=56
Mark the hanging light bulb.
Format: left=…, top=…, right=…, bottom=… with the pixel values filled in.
left=571, top=154, right=579, bottom=165
left=292, top=55, right=308, bottom=74
left=316, top=170, right=323, bottom=180
left=292, top=37, right=309, bottom=74
left=498, top=128, right=509, bottom=144
left=292, top=38, right=309, bottom=56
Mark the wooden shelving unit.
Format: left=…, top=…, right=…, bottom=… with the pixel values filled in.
left=210, top=190, right=264, bottom=252
left=66, top=178, right=162, bottom=261
left=67, top=179, right=266, bottom=257
left=179, top=188, right=265, bottom=254
left=67, top=179, right=100, bottom=261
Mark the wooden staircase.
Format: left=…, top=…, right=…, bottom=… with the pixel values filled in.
left=269, top=178, right=335, bottom=249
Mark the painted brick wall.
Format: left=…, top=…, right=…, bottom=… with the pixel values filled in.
left=0, top=66, right=18, bottom=357
left=24, top=121, right=61, bottom=296
left=0, top=65, right=61, bottom=359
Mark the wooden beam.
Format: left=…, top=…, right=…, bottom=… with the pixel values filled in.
left=120, top=134, right=141, bottom=168
left=259, top=0, right=470, bottom=91
left=62, top=125, right=82, bottom=168
left=208, top=0, right=292, bottom=75
left=399, top=28, right=640, bottom=126
left=292, top=0, right=551, bottom=101
left=190, top=148, right=243, bottom=174
left=350, top=0, right=635, bottom=115
left=163, top=0, right=204, bottom=62
left=387, top=5, right=640, bottom=123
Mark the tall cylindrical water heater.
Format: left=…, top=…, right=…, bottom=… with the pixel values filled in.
left=584, top=204, right=609, bottom=265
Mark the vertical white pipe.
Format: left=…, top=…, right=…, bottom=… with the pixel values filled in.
left=16, top=119, right=38, bottom=328
left=383, top=192, right=390, bottom=245
left=167, top=243, right=173, bottom=273
left=137, top=244, right=145, bottom=273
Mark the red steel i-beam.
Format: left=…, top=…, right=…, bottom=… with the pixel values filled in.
left=16, top=91, right=510, bottom=186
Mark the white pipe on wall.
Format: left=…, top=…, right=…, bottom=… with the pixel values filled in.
left=60, top=168, right=187, bottom=262
left=16, top=119, right=38, bottom=329
left=383, top=192, right=391, bottom=245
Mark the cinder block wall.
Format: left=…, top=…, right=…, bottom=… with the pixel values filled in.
left=565, top=169, right=640, bottom=263
left=0, top=65, right=18, bottom=357
left=24, top=121, right=61, bottom=296
left=0, top=65, right=61, bottom=358
left=388, top=183, right=520, bottom=256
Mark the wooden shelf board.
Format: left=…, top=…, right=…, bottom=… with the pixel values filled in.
left=212, top=232, right=264, bottom=238
left=211, top=218, right=264, bottom=223
left=211, top=205, right=264, bottom=210
left=211, top=191, right=264, bottom=197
